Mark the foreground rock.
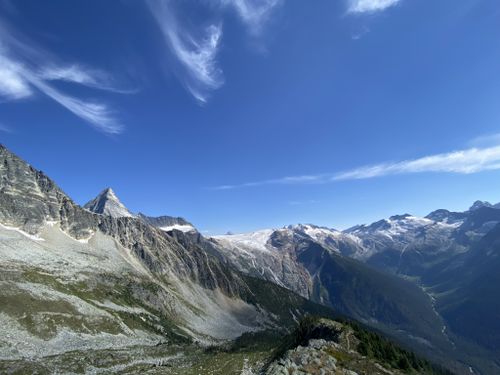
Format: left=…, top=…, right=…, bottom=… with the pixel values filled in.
left=266, top=318, right=450, bottom=375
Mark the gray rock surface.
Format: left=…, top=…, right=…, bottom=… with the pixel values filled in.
left=265, top=319, right=402, bottom=375
left=0, top=144, right=339, bottom=361
left=84, top=187, right=135, bottom=218
left=138, top=213, right=192, bottom=228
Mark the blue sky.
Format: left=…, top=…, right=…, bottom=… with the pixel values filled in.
left=1, top=0, right=500, bottom=234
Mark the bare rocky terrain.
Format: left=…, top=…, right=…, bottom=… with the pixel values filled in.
left=0, top=144, right=489, bottom=374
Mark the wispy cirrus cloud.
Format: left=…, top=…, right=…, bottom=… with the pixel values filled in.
left=39, top=65, right=135, bottom=94
left=0, top=55, right=32, bottom=100
left=27, top=77, right=121, bottom=135
left=333, top=145, right=500, bottom=180
left=0, top=18, right=128, bottom=134
left=211, top=174, right=329, bottom=190
left=147, top=0, right=223, bottom=103
left=347, top=0, right=401, bottom=14
left=211, top=143, right=500, bottom=189
left=147, top=0, right=282, bottom=102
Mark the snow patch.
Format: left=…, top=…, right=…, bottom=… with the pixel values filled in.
left=0, top=223, right=44, bottom=241
left=159, top=224, right=196, bottom=233
left=213, top=229, right=274, bottom=252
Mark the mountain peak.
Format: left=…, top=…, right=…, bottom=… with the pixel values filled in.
left=469, top=200, right=493, bottom=211
left=389, top=214, right=412, bottom=221
left=101, top=187, right=122, bottom=202
left=286, top=223, right=318, bottom=231
left=84, top=187, right=134, bottom=218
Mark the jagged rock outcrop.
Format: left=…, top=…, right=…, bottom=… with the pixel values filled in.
left=0, top=144, right=96, bottom=238
left=265, top=318, right=451, bottom=375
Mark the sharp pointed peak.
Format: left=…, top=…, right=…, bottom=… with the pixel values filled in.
left=99, top=187, right=116, bottom=196
left=84, top=187, right=134, bottom=218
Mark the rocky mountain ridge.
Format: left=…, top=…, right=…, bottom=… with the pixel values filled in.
left=265, top=318, right=453, bottom=375
left=0, top=144, right=340, bottom=373
left=1, top=143, right=496, bottom=374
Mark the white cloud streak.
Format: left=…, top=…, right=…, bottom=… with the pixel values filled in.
left=212, top=144, right=500, bottom=189
left=211, top=174, right=329, bottom=190
left=26, top=75, right=122, bottom=134
left=147, top=0, right=223, bottom=103
left=0, top=56, right=32, bottom=100
left=347, top=0, right=401, bottom=14
left=40, top=65, right=102, bottom=85
left=0, top=20, right=126, bottom=134
left=39, top=65, right=135, bottom=94
left=147, top=0, right=282, bottom=102
left=333, top=146, right=500, bottom=180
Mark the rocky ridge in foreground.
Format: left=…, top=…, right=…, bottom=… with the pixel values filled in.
left=266, top=318, right=453, bottom=375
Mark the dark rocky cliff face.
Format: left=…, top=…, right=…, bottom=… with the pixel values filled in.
left=0, top=144, right=96, bottom=238
left=0, top=145, right=341, bottom=334
left=0, top=144, right=243, bottom=296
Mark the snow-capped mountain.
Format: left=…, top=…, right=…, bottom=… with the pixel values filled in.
left=213, top=228, right=312, bottom=296
left=469, top=200, right=494, bottom=211
left=344, top=214, right=464, bottom=268
left=345, top=204, right=500, bottom=277
left=210, top=216, right=467, bottom=295
left=212, top=224, right=365, bottom=296
left=286, top=224, right=363, bottom=256
left=84, top=187, right=135, bottom=218
left=213, top=213, right=467, bottom=282
left=211, top=224, right=452, bottom=363
left=211, top=205, right=500, bottom=374
left=425, top=209, right=467, bottom=224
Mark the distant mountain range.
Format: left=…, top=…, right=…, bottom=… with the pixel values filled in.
left=0, top=144, right=498, bottom=374
left=210, top=203, right=500, bottom=374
